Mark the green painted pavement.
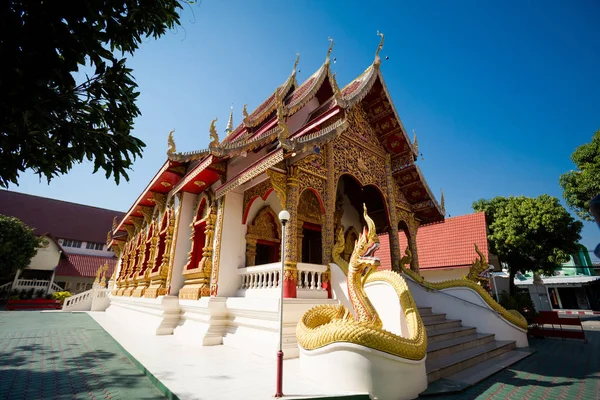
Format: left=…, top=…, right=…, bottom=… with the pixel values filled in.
left=424, top=327, right=600, bottom=400
left=0, top=312, right=166, bottom=400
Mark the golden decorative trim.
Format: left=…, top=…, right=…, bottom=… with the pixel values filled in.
left=139, top=205, right=154, bottom=225
left=152, top=192, right=167, bottom=214
left=160, top=182, right=172, bottom=188
left=267, top=169, right=287, bottom=210
left=194, top=180, right=206, bottom=187
left=210, top=197, right=226, bottom=296
left=209, top=117, right=219, bottom=148
left=131, top=216, right=143, bottom=233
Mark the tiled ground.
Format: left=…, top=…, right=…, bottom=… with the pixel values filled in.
left=428, top=322, right=600, bottom=400
left=1, top=311, right=599, bottom=400
left=0, top=312, right=165, bottom=400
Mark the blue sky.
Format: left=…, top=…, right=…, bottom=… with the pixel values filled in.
left=9, top=1, right=600, bottom=253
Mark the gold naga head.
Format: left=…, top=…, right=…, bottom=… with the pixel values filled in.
left=349, top=204, right=381, bottom=277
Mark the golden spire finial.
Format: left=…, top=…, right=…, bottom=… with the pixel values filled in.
left=167, top=130, right=176, bottom=155
left=242, top=104, right=249, bottom=119
left=374, top=31, right=385, bottom=66
left=112, top=216, right=118, bottom=231
left=209, top=117, right=219, bottom=147
left=441, top=189, right=445, bottom=211
left=292, top=52, right=300, bottom=75
left=326, top=37, right=334, bottom=64
left=226, top=105, right=234, bottom=134
left=413, top=129, right=418, bottom=154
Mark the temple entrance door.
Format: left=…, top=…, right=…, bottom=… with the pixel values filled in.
left=335, top=175, right=391, bottom=253
left=255, top=240, right=279, bottom=265
left=302, top=223, right=322, bottom=264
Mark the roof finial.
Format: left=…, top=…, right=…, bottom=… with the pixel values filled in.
left=209, top=118, right=219, bottom=148
left=326, top=37, right=334, bottom=64
left=292, top=52, right=300, bottom=75
left=226, top=105, right=234, bottom=134
left=242, top=104, right=249, bottom=120
left=440, top=189, right=445, bottom=212
left=413, top=129, right=418, bottom=155
left=374, top=31, right=385, bottom=66
left=167, top=130, right=176, bottom=155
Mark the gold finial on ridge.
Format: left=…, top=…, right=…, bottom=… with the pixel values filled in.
left=242, top=104, right=249, bottom=119
left=374, top=31, right=385, bottom=66
left=441, top=189, right=445, bottom=211
left=326, top=37, right=334, bottom=64
left=413, top=129, right=418, bottom=154
left=112, top=216, right=118, bottom=231
left=167, top=130, right=176, bottom=155
left=292, top=52, right=300, bottom=75
left=209, top=118, right=219, bottom=147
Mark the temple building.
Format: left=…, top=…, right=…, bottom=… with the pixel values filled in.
left=107, top=37, right=444, bottom=303
left=99, top=37, right=532, bottom=398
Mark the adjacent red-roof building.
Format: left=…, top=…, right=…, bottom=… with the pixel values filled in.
left=56, top=254, right=117, bottom=278
left=379, top=212, right=493, bottom=275
left=0, top=190, right=124, bottom=243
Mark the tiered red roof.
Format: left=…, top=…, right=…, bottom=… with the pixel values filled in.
left=114, top=39, right=447, bottom=243
left=55, top=254, right=117, bottom=278
left=378, top=212, right=489, bottom=270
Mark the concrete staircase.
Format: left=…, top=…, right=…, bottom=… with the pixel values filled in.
left=419, top=306, right=533, bottom=395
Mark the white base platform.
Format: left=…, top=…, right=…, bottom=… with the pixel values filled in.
left=107, top=295, right=338, bottom=360
left=90, top=311, right=366, bottom=400
left=300, top=344, right=427, bottom=400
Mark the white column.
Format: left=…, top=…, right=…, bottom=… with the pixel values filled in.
left=169, top=192, right=196, bottom=295
left=214, top=190, right=245, bottom=297
left=11, top=269, right=21, bottom=291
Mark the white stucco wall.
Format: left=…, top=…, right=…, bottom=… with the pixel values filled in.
left=406, top=277, right=529, bottom=347
left=30, top=236, right=62, bottom=271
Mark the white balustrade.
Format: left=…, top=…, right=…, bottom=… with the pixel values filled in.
left=237, top=262, right=328, bottom=299
left=62, top=288, right=110, bottom=312
left=296, top=263, right=328, bottom=299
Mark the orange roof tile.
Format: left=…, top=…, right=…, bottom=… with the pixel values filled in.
left=378, top=212, right=489, bottom=270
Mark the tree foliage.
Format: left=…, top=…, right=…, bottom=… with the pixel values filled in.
left=0, top=1, right=185, bottom=188
left=473, top=195, right=583, bottom=292
left=0, top=215, right=44, bottom=278
left=559, top=129, right=600, bottom=221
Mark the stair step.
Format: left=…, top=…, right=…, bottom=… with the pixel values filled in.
left=423, top=319, right=461, bottom=332
left=426, top=340, right=516, bottom=383
left=420, top=313, right=447, bottom=324
left=427, top=333, right=496, bottom=360
left=427, top=326, right=477, bottom=343
left=418, top=307, right=432, bottom=315
left=420, top=348, right=535, bottom=396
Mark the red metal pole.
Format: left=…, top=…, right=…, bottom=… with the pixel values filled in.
left=275, top=350, right=284, bottom=397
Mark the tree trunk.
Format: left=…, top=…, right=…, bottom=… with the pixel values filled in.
left=509, top=268, right=516, bottom=295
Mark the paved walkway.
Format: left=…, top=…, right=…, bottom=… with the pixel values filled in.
left=1, top=311, right=599, bottom=400
left=432, top=322, right=600, bottom=400
left=0, top=312, right=166, bottom=399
